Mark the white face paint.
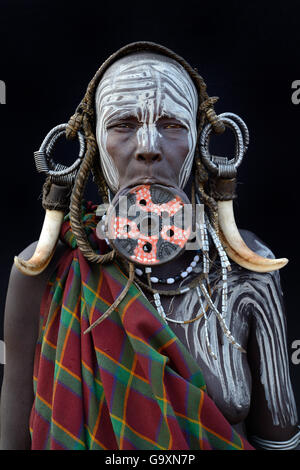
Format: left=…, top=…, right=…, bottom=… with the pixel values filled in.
left=95, top=52, right=198, bottom=193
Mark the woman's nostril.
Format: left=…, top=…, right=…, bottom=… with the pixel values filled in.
left=136, top=153, right=160, bottom=162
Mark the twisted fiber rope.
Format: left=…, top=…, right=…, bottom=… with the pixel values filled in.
left=195, top=159, right=219, bottom=235
left=91, top=155, right=110, bottom=204
left=84, top=262, right=135, bottom=334
left=69, top=115, right=115, bottom=264
left=67, top=41, right=223, bottom=264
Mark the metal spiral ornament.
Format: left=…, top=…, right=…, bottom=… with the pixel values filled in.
left=34, top=123, right=86, bottom=185
left=199, top=112, right=249, bottom=178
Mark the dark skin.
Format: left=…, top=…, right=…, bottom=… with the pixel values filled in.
left=0, top=106, right=298, bottom=449
left=106, top=114, right=189, bottom=191
left=0, top=241, right=67, bottom=449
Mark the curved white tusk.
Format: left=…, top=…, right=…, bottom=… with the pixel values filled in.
left=218, top=200, right=288, bottom=273
left=14, top=209, right=64, bottom=276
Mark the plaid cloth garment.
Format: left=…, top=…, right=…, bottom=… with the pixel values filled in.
left=29, top=202, right=254, bottom=450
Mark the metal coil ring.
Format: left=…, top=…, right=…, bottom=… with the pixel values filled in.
left=199, top=112, right=249, bottom=178
left=34, top=123, right=86, bottom=182
left=200, top=116, right=244, bottom=176
left=201, top=117, right=244, bottom=169
left=220, top=112, right=249, bottom=148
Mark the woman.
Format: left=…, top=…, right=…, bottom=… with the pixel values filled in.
left=0, top=41, right=299, bottom=450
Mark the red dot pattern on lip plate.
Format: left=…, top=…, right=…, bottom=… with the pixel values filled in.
left=134, top=185, right=184, bottom=216
left=109, top=185, right=191, bottom=265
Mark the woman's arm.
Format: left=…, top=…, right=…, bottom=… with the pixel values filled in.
left=0, top=241, right=66, bottom=449
left=244, top=267, right=299, bottom=448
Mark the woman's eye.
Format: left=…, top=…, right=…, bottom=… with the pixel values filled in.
left=117, top=123, right=131, bottom=128
left=108, top=122, right=136, bottom=130
left=165, top=124, right=181, bottom=128
left=163, top=123, right=186, bottom=130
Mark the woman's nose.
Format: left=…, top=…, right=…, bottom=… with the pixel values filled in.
left=135, top=149, right=162, bottom=163
left=135, top=124, right=162, bottom=163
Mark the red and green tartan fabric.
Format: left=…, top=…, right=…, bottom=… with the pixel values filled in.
left=29, top=202, right=254, bottom=450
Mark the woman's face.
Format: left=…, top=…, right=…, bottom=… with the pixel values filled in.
left=95, top=52, right=198, bottom=193
left=105, top=111, right=190, bottom=191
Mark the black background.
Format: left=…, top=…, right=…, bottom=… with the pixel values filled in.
left=0, top=0, right=299, bottom=419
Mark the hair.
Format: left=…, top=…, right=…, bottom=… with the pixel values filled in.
left=66, top=41, right=224, bottom=264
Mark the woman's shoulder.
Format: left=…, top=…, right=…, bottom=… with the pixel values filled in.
left=11, top=239, right=69, bottom=284
left=239, top=229, right=277, bottom=260
left=4, top=240, right=69, bottom=334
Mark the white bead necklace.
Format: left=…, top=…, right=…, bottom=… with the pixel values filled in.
left=134, top=252, right=201, bottom=285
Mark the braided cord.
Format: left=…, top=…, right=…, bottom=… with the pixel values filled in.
left=84, top=262, right=135, bottom=334
left=69, top=116, right=115, bottom=264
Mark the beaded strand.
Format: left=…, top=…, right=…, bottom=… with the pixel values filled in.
left=196, top=285, right=217, bottom=360
left=198, top=281, right=245, bottom=353
left=135, top=252, right=201, bottom=285
left=205, top=214, right=231, bottom=320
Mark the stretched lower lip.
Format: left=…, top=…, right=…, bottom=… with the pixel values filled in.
left=143, top=177, right=158, bottom=184
left=128, top=177, right=174, bottom=189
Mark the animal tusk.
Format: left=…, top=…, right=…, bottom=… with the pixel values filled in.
left=218, top=200, right=288, bottom=273
left=14, top=209, right=64, bottom=276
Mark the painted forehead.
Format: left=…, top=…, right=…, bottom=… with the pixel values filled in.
left=95, top=52, right=198, bottom=122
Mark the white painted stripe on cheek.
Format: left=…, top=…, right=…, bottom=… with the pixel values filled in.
left=96, top=59, right=198, bottom=191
